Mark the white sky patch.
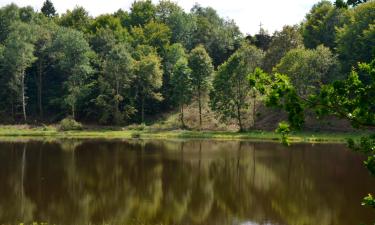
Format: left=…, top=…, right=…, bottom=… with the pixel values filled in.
left=0, top=0, right=328, bottom=35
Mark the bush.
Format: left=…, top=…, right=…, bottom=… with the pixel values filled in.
left=127, top=123, right=147, bottom=131
left=58, top=117, right=83, bottom=131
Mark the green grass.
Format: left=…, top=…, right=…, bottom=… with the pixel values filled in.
left=0, top=125, right=366, bottom=143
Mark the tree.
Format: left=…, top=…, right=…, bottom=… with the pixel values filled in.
left=162, top=43, right=188, bottom=109
left=59, top=7, right=91, bottom=33
left=248, top=28, right=272, bottom=51
left=33, top=20, right=57, bottom=119
left=156, top=0, right=196, bottom=47
left=132, top=45, right=163, bottom=123
left=274, top=46, right=339, bottom=97
left=97, top=44, right=134, bottom=124
left=210, top=44, right=264, bottom=131
left=188, top=45, right=214, bottom=128
left=2, top=22, right=36, bottom=121
left=171, top=58, right=192, bottom=128
left=191, top=4, right=242, bottom=67
left=129, top=0, right=156, bottom=27
left=263, top=25, right=303, bottom=72
left=52, top=27, right=93, bottom=119
left=336, top=1, right=375, bottom=72
left=41, top=0, right=56, bottom=18
left=302, top=0, right=348, bottom=50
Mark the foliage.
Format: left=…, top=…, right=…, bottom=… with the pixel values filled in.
left=132, top=45, right=163, bottom=123
left=336, top=0, right=375, bottom=72
left=302, top=0, right=348, bottom=50
left=267, top=58, right=375, bottom=208
left=274, top=45, right=339, bottom=96
left=41, top=0, right=56, bottom=18
left=188, top=45, right=214, bottom=128
left=210, top=44, right=264, bottom=131
left=171, top=57, right=192, bottom=127
left=190, top=4, right=242, bottom=67
left=52, top=27, right=93, bottom=119
left=58, top=117, right=83, bottom=131
left=263, top=25, right=303, bottom=72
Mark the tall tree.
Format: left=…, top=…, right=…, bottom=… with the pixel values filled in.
left=210, top=44, right=264, bottom=131
left=41, top=0, right=56, bottom=18
left=171, top=57, right=192, bottom=128
left=52, top=27, right=93, bottom=119
left=162, top=43, right=188, bottom=108
left=96, top=44, right=134, bottom=124
left=132, top=45, right=163, bottom=123
left=188, top=45, right=214, bottom=128
left=2, top=23, right=36, bottom=121
left=33, top=20, right=56, bottom=119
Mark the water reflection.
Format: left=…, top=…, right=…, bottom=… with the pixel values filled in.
left=0, top=139, right=374, bottom=225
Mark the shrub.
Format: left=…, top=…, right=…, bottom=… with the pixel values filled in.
left=127, top=123, right=147, bottom=131
left=58, top=117, right=83, bottom=131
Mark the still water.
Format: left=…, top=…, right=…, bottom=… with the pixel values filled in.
left=0, top=139, right=374, bottom=225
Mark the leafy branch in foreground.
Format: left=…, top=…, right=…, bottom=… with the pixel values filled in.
left=263, top=58, right=375, bottom=207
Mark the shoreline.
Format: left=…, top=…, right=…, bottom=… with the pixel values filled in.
left=0, top=125, right=364, bottom=143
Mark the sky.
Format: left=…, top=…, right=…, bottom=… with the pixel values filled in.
left=0, top=0, right=324, bottom=35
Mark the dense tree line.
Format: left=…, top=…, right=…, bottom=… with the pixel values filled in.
left=0, top=0, right=373, bottom=130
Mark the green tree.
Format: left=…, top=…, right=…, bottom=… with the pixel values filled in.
left=59, top=7, right=92, bottom=33
left=263, top=25, right=303, bottom=72
left=52, top=27, right=93, bottom=119
left=33, top=20, right=57, bottom=119
left=274, top=46, right=339, bottom=97
left=302, top=0, right=348, bottom=50
left=162, top=43, right=188, bottom=109
left=336, top=1, right=375, bottom=72
left=97, top=44, right=134, bottom=124
left=156, top=0, right=196, bottom=47
left=191, top=4, right=242, bottom=67
left=210, top=44, right=264, bottom=131
left=188, top=45, right=214, bottom=128
left=171, top=58, right=192, bottom=128
left=41, top=0, right=56, bottom=18
left=129, top=0, right=156, bottom=27
left=2, top=22, right=37, bottom=121
left=132, top=45, right=163, bottom=123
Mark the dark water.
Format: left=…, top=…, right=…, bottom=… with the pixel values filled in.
left=0, top=139, right=374, bottom=225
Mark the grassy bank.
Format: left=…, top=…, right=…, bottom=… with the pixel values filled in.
left=0, top=125, right=365, bottom=143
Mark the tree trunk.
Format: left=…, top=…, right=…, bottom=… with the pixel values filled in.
left=72, top=104, right=75, bottom=120
left=37, top=60, right=43, bottom=119
left=237, top=103, right=243, bottom=132
left=252, top=94, right=257, bottom=128
left=21, top=73, right=27, bottom=122
left=198, top=87, right=202, bottom=129
left=180, top=103, right=185, bottom=128
left=141, top=95, right=145, bottom=124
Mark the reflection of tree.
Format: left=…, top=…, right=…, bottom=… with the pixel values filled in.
left=0, top=140, right=374, bottom=225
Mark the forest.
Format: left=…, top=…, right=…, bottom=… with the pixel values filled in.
left=0, top=0, right=373, bottom=130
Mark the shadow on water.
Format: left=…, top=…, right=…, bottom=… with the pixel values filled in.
left=0, top=139, right=374, bottom=225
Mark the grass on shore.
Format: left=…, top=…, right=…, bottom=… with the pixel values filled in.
left=0, top=125, right=366, bottom=143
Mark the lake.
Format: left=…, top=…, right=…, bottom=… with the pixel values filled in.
left=0, top=139, right=374, bottom=225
